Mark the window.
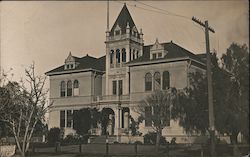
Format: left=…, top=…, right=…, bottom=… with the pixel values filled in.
left=122, top=48, right=126, bottom=62
left=60, top=81, right=66, bottom=97
left=129, top=49, right=132, bottom=61
left=73, top=80, right=79, bottom=96
left=112, top=80, right=117, bottom=95
left=133, top=49, right=135, bottom=60
left=67, top=80, right=72, bottom=96
left=136, top=51, right=139, bottom=58
left=158, top=53, right=162, bottom=58
left=115, top=30, right=120, bottom=35
left=118, top=80, right=123, bottom=95
left=116, top=49, right=120, bottom=63
left=60, top=110, right=65, bottom=128
left=166, top=108, right=170, bottom=126
left=154, top=72, right=161, bottom=90
left=110, top=50, right=114, bottom=64
left=152, top=54, right=157, bottom=59
left=67, top=110, right=73, bottom=128
left=73, top=110, right=78, bottom=129
left=163, top=71, right=170, bottom=90
left=70, top=64, right=73, bottom=69
left=145, top=73, right=152, bottom=91
left=145, top=107, right=152, bottom=127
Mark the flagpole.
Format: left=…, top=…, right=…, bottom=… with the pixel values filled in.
left=107, top=0, right=109, bottom=31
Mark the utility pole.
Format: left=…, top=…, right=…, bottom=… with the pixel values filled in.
left=192, top=17, right=216, bottom=157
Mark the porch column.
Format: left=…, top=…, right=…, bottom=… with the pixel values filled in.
left=124, top=112, right=129, bottom=129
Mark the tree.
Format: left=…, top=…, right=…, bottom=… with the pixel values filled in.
left=73, top=108, right=101, bottom=136
left=0, top=64, right=52, bottom=157
left=173, top=43, right=249, bottom=145
left=220, top=43, right=249, bottom=144
left=47, top=127, right=61, bottom=145
left=138, top=89, right=177, bottom=155
left=73, top=108, right=92, bottom=136
left=172, top=71, right=209, bottom=135
left=173, top=52, right=234, bottom=136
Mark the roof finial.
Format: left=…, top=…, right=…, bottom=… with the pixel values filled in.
left=124, top=2, right=126, bottom=6
left=156, top=38, right=159, bottom=43
left=69, top=51, right=72, bottom=56
left=126, top=22, right=130, bottom=29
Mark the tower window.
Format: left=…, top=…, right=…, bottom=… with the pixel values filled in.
left=133, top=49, right=135, bottom=60
left=122, top=48, right=126, bottom=62
left=118, top=80, right=123, bottom=95
left=112, top=80, right=117, bottom=95
left=110, top=50, right=114, bottom=64
left=116, top=49, right=120, bottom=63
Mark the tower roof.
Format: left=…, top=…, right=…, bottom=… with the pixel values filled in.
left=110, top=4, right=136, bottom=36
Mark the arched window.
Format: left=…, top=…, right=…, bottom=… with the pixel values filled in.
left=116, top=49, right=120, bottom=63
left=60, top=81, right=66, bottom=97
left=122, top=48, right=126, bottom=62
left=67, top=80, right=72, bottom=96
left=129, top=49, right=132, bottom=61
left=133, top=49, right=135, bottom=60
left=73, top=80, right=79, bottom=96
left=163, top=71, right=170, bottom=90
left=145, top=73, right=152, bottom=91
left=154, top=72, right=161, bottom=90
left=136, top=51, right=139, bottom=58
left=110, top=50, right=114, bottom=64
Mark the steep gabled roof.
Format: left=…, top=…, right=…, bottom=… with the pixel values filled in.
left=46, top=54, right=105, bottom=76
left=110, top=4, right=136, bottom=36
left=127, top=41, right=206, bottom=67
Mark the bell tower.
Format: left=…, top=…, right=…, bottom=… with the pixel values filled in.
left=105, top=4, right=144, bottom=96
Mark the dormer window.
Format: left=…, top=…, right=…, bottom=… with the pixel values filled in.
left=114, top=24, right=121, bottom=36
left=115, top=30, right=120, bottom=35
left=150, top=38, right=167, bottom=60
left=64, top=52, right=78, bottom=70
left=152, top=54, right=157, bottom=59
left=158, top=53, right=162, bottom=58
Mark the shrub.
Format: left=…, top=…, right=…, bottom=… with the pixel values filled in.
left=61, top=134, right=89, bottom=145
left=144, top=132, right=167, bottom=145
left=113, top=141, right=119, bottom=144
left=47, top=127, right=61, bottom=145
left=134, top=141, right=143, bottom=145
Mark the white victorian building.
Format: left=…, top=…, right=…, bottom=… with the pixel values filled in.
left=46, top=4, right=206, bottom=143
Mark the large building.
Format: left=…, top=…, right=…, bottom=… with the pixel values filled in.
left=46, top=4, right=206, bottom=143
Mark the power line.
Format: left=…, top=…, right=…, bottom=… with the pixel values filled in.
left=114, top=1, right=190, bottom=20
left=134, top=1, right=190, bottom=20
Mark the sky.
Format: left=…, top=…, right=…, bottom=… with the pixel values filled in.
left=0, top=0, right=249, bottom=84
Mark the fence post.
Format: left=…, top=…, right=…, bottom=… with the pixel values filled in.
left=55, top=142, right=60, bottom=154
left=32, top=143, right=35, bottom=155
left=200, top=144, right=204, bottom=157
left=134, top=143, right=138, bottom=157
left=79, top=143, right=82, bottom=154
left=106, top=142, right=109, bottom=157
